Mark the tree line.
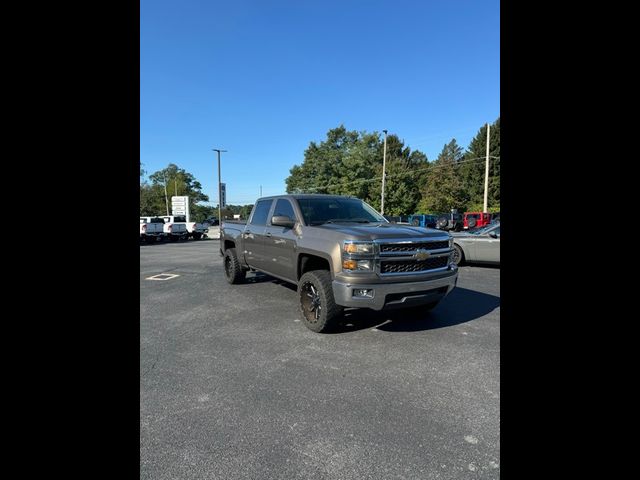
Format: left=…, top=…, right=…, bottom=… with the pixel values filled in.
left=140, top=118, right=500, bottom=221
left=285, top=118, right=500, bottom=215
left=139, top=163, right=254, bottom=221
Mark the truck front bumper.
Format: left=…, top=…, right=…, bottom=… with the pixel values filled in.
left=332, top=267, right=458, bottom=311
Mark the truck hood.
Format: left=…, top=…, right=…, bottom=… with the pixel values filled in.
left=314, top=222, right=448, bottom=240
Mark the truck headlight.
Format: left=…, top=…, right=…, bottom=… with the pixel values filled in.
left=343, top=259, right=373, bottom=271
left=343, top=241, right=375, bottom=254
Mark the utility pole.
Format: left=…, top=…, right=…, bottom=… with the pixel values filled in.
left=381, top=129, right=388, bottom=215
left=213, top=148, right=227, bottom=223
left=483, top=123, right=490, bottom=213
left=163, top=173, right=169, bottom=215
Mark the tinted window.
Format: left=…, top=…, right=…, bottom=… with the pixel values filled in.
left=173, top=215, right=186, bottom=222
left=272, top=199, right=296, bottom=221
left=296, top=197, right=386, bottom=225
left=250, top=200, right=273, bottom=226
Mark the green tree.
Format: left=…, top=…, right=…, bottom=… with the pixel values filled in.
left=286, top=125, right=428, bottom=215
left=141, top=163, right=210, bottom=219
left=418, top=139, right=466, bottom=213
left=459, top=118, right=500, bottom=210
left=366, top=136, right=428, bottom=215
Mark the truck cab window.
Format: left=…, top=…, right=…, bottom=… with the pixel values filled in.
left=250, top=200, right=273, bottom=226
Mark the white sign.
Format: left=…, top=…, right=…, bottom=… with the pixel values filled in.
left=171, top=196, right=190, bottom=221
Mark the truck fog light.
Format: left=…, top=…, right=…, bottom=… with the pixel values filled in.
left=353, top=288, right=374, bottom=298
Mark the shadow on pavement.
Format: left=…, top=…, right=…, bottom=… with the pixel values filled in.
left=333, top=287, right=500, bottom=333
left=241, top=272, right=499, bottom=334
left=241, top=272, right=297, bottom=292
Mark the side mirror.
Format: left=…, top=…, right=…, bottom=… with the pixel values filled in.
left=271, top=215, right=295, bottom=228
left=488, top=231, right=498, bottom=238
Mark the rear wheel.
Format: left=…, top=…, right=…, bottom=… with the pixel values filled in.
left=467, top=217, right=477, bottom=228
left=224, top=248, right=246, bottom=284
left=298, top=270, right=343, bottom=333
left=412, top=218, right=420, bottom=226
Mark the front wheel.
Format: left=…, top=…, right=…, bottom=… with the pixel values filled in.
left=451, top=244, right=464, bottom=265
left=298, top=270, right=343, bottom=333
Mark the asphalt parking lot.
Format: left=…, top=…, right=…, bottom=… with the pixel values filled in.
left=140, top=240, right=500, bottom=479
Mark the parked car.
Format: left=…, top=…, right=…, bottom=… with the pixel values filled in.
left=435, top=210, right=464, bottom=232
left=463, top=212, right=493, bottom=229
left=140, top=217, right=167, bottom=243
left=450, top=222, right=500, bottom=265
left=220, top=194, right=458, bottom=333
left=408, top=214, right=438, bottom=228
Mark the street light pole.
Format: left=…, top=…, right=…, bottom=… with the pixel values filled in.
left=483, top=123, right=490, bottom=213
left=213, top=149, right=227, bottom=224
left=381, top=129, right=388, bottom=215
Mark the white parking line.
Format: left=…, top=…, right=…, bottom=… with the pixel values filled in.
left=145, top=273, right=180, bottom=281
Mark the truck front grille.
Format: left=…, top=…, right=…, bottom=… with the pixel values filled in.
left=380, top=256, right=449, bottom=274
left=380, top=241, right=449, bottom=253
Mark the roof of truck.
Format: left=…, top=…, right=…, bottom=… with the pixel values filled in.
left=256, top=194, right=358, bottom=201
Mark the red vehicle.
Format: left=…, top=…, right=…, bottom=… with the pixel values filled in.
left=463, top=212, right=492, bottom=229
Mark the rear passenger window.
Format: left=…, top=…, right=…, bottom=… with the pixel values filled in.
left=250, top=200, right=273, bottom=226
left=272, top=199, right=296, bottom=222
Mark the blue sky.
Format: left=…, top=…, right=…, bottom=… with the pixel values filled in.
left=140, top=0, right=499, bottom=206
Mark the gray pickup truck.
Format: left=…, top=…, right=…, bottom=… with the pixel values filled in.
left=220, top=194, right=458, bottom=332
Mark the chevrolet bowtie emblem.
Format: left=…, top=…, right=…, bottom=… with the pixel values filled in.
left=415, top=249, right=430, bottom=261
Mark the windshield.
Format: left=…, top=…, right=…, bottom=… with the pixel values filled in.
left=295, top=197, right=387, bottom=226
left=470, top=224, right=498, bottom=235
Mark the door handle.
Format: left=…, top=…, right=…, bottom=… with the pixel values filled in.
left=265, top=232, right=272, bottom=237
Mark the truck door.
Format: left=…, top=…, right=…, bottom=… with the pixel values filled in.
left=243, top=199, right=274, bottom=271
left=263, top=198, right=299, bottom=281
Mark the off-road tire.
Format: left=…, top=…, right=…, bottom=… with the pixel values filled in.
left=224, top=248, right=246, bottom=284
left=298, top=270, right=343, bottom=333
left=436, top=215, right=449, bottom=230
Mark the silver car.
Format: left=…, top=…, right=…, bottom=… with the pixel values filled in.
left=450, top=222, right=500, bottom=265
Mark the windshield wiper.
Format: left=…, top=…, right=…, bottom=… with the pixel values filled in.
left=310, top=218, right=373, bottom=225
left=325, top=218, right=372, bottom=224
